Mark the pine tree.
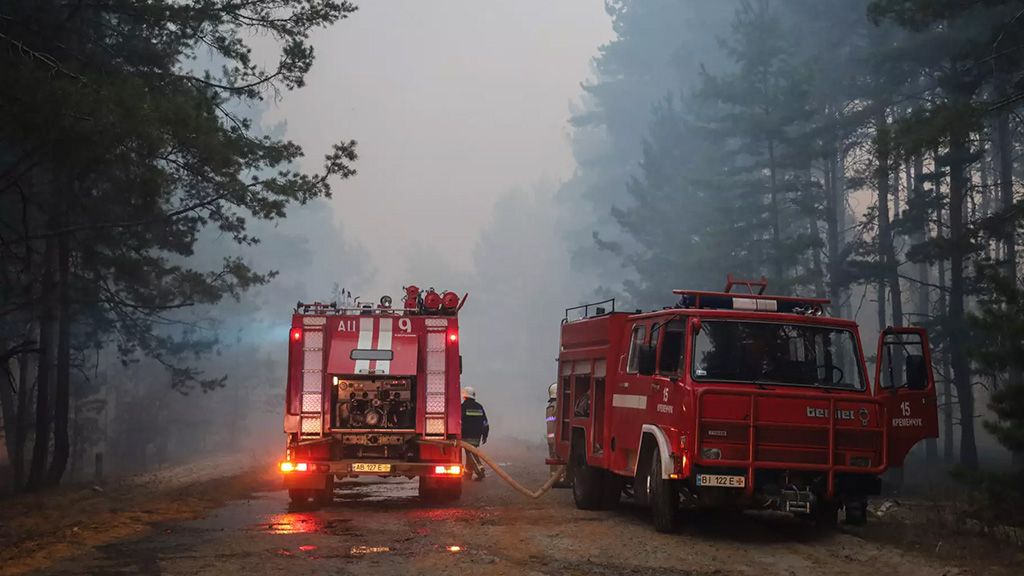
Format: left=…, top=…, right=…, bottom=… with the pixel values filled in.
left=0, top=0, right=358, bottom=488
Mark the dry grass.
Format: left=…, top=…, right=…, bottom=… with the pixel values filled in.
left=0, top=457, right=276, bottom=576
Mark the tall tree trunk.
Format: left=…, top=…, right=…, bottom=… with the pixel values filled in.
left=875, top=112, right=891, bottom=331
left=906, top=155, right=938, bottom=463
left=809, top=217, right=826, bottom=298
left=912, top=155, right=938, bottom=463
left=47, top=230, right=71, bottom=485
left=979, top=151, right=992, bottom=223
left=14, top=342, right=33, bottom=491
left=933, top=148, right=956, bottom=465
left=27, top=236, right=57, bottom=490
left=0, top=356, right=18, bottom=489
left=825, top=149, right=844, bottom=312
left=948, top=127, right=978, bottom=469
left=768, top=138, right=783, bottom=282
left=995, top=75, right=1021, bottom=466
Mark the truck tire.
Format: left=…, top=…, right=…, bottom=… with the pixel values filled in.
left=649, top=450, right=680, bottom=533
left=601, top=471, right=623, bottom=509
left=813, top=498, right=840, bottom=528
left=570, top=437, right=606, bottom=511
left=442, top=477, right=463, bottom=501
left=844, top=499, right=868, bottom=526
left=288, top=489, right=310, bottom=504
left=312, top=476, right=335, bottom=506
left=419, top=476, right=462, bottom=503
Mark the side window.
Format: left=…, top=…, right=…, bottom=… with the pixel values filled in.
left=626, top=324, right=646, bottom=374
left=659, top=322, right=685, bottom=375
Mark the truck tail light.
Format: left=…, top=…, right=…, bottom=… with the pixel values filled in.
left=434, top=465, right=462, bottom=476
left=280, top=461, right=309, bottom=473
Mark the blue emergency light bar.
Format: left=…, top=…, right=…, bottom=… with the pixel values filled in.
left=672, top=290, right=829, bottom=315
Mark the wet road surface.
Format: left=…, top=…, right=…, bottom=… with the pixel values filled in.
left=28, top=460, right=1010, bottom=576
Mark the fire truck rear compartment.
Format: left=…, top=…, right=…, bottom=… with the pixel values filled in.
left=331, top=376, right=416, bottom=430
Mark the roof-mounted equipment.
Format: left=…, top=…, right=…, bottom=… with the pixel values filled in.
left=673, top=276, right=829, bottom=316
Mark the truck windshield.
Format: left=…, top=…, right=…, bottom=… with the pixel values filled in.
left=692, top=320, right=865, bottom=391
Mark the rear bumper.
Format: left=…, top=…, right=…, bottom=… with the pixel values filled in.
left=281, top=459, right=461, bottom=488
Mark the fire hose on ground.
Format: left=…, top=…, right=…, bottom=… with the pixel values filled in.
left=418, top=438, right=567, bottom=499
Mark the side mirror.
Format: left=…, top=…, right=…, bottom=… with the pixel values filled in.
left=638, top=344, right=656, bottom=376
left=905, top=354, right=927, bottom=390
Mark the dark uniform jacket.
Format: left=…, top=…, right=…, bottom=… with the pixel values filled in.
left=461, top=398, right=489, bottom=442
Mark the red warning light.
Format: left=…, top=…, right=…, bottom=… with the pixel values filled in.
left=290, top=328, right=302, bottom=342
left=448, top=331, right=458, bottom=344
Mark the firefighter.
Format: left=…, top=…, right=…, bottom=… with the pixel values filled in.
left=460, top=387, right=489, bottom=481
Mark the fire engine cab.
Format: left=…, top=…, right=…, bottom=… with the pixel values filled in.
left=549, top=276, right=938, bottom=531
left=280, top=286, right=467, bottom=503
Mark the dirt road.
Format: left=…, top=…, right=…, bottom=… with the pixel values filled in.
left=17, top=447, right=1023, bottom=576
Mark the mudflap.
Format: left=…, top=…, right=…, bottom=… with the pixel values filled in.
left=283, top=472, right=331, bottom=491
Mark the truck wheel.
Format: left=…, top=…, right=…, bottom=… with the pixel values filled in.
left=844, top=499, right=868, bottom=526
left=419, top=476, right=438, bottom=501
left=601, top=471, right=623, bottom=508
left=813, top=498, right=840, bottom=527
left=570, top=438, right=606, bottom=510
left=312, top=476, right=335, bottom=506
left=648, top=450, right=680, bottom=533
left=419, top=477, right=462, bottom=503
left=441, top=477, right=463, bottom=501
left=288, top=489, right=310, bottom=504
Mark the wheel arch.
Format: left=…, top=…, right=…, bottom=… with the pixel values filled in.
left=570, top=426, right=589, bottom=460
left=636, top=424, right=672, bottom=479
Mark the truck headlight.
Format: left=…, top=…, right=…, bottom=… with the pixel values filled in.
left=701, top=448, right=722, bottom=460
left=849, top=456, right=871, bottom=467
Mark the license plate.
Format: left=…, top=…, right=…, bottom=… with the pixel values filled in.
left=696, top=474, right=746, bottom=488
left=351, top=463, right=392, bottom=473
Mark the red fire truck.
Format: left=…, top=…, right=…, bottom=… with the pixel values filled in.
left=549, top=277, right=938, bottom=531
left=280, top=286, right=467, bottom=503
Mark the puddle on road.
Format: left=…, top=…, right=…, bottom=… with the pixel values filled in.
left=265, top=512, right=326, bottom=534
left=179, top=479, right=449, bottom=543
left=336, top=478, right=419, bottom=503
left=411, top=507, right=493, bottom=522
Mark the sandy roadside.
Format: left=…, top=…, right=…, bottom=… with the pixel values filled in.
left=0, top=455, right=276, bottom=576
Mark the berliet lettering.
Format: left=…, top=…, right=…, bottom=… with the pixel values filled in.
left=806, top=406, right=856, bottom=420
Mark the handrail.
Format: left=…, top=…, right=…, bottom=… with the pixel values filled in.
left=692, top=387, right=888, bottom=498
left=563, top=298, right=616, bottom=323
